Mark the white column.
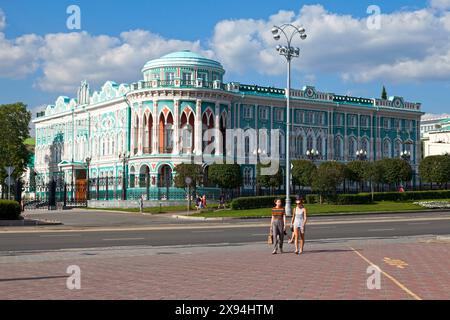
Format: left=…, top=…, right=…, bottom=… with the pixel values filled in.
left=138, top=102, right=143, bottom=155
left=173, top=99, right=180, bottom=155
left=195, top=99, right=202, bottom=155
left=152, top=100, right=159, bottom=155
left=344, top=112, right=348, bottom=160
left=215, top=102, right=220, bottom=155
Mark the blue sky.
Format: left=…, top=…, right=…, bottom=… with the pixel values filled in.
left=1, top=0, right=449, bottom=129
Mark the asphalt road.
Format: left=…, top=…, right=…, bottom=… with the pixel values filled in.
left=1, top=212, right=449, bottom=252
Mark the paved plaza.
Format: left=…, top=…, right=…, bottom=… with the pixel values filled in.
left=1, top=235, right=449, bottom=300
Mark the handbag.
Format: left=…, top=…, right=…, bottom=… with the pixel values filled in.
left=267, top=231, right=273, bottom=245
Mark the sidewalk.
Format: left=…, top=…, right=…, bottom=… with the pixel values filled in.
left=1, top=236, right=448, bottom=299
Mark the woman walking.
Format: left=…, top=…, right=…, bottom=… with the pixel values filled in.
left=290, top=198, right=308, bottom=254
left=270, top=199, right=286, bottom=254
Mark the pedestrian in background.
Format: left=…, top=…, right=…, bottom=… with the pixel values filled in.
left=270, top=198, right=286, bottom=254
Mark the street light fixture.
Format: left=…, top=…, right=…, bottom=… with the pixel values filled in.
left=119, top=151, right=130, bottom=200
left=272, top=23, right=307, bottom=217
left=400, top=150, right=411, bottom=162
left=306, top=149, right=319, bottom=161
left=356, top=149, right=368, bottom=161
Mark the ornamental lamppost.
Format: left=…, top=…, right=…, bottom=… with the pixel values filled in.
left=306, top=149, right=319, bottom=162
left=119, top=151, right=130, bottom=200
left=400, top=150, right=411, bottom=162
left=85, top=156, right=91, bottom=200
left=272, top=24, right=307, bottom=217
left=356, top=149, right=368, bottom=161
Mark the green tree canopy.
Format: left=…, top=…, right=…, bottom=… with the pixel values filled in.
left=292, top=160, right=316, bottom=188
left=377, top=158, right=413, bottom=187
left=173, top=164, right=204, bottom=189
left=256, top=163, right=283, bottom=194
left=208, top=164, right=242, bottom=190
left=0, top=103, right=31, bottom=183
left=312, top=161, right=345, bottom=198
left=419, top=155, right=450, bottom=187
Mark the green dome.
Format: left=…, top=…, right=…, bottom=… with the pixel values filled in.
left=142, top=50, right=224, bottom=74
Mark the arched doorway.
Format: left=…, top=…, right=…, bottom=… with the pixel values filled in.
left=159, top=112, right=174, bottom=154
left=158, top=165, right=173, bottom=188
left=139, top=165, right=150, bottom=199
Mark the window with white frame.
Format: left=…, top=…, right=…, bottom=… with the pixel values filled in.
left=243, top=106, right=253, bottom=119
left=198, top=72, right=208, bottom=82
left=349, top=115, right=357, bottom=127
left=336, top=114, right=344, bottom=126
left=259, top=107, right=268, bottom=120
left=275, top=109, right=284, bottom=122
left=383, top=118, right=391, bottom=129
left=383, top=139, right=391, bottom=158
left=296, top=110, right=305, bottom=124
left=361, top=116, right=369, bottom=128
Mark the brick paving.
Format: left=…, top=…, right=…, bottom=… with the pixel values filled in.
left=0, top=237, right=449, bottom=300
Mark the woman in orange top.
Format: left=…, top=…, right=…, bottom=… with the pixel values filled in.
left=270, top=199, right=287, bottom=254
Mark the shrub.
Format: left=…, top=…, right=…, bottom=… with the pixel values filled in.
left=305, top=194, right=318, bottom=204
left=231, top=196, right=297, bottom=210
left=0, top=200, right=21, bottom=220
left=334, top=194, right=373, bottom=205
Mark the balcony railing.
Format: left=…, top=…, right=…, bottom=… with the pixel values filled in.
left=131, top=80, right=226, bottom=91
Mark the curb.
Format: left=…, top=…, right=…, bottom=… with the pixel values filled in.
left=173, top=209, right=450, bottom=220
left=0, top=219, right=63, bottom=227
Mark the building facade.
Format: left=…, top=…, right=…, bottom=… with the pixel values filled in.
left=33, top=50, right=423, bottom=201
left=423, top=116, right=450, bottom=157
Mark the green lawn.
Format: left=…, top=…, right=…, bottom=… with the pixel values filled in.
left=190, top=201, right=430, bottom=218
left=86, top=204, right=220, bottom=214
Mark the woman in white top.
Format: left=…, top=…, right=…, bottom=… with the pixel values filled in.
left=290, top=198, right=308, bottom=254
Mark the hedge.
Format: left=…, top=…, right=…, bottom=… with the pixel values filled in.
left=231, top=196, right=298, bottom=210
left=0, top=200, right=22, bottom=220
left=230, top=190, right=450, bottom=209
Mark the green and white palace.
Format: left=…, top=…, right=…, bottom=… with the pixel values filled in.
left=33, top=50, right=423, bottom=203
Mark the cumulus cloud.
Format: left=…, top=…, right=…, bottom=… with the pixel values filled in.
left=1, top=3, right=450, bottom=94
left=36, top=30, right=209, bottom=92
left=211, top=4, right=450, bottom=84
left=430, top=0, right=450, bottom=10
left=0, top=9, right=5, bottom=30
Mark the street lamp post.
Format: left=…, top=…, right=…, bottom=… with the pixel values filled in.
left=272, top=24, right=307, bottom=217
left=119, top=152, right=130, bottom=200
left=306, top=149, right=319, bottom=162
left=400, top=150, right=411, bottom=162
left=85, top=157, right=91, bottom=200
left=356, top=149, right=368, bottom=161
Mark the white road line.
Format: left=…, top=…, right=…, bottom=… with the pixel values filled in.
left=367, top=228, right=395, bottom=232
left=39, top=234, right=81, bottom=238
left=407, top=222, right=430, bottom=225
left=191, top=230, right=224, bottom=233
left=310, top=226, right=336, bottom=229
left=102, top=238, right=145, bottom=241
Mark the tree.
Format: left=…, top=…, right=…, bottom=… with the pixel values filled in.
left=0, top=103, right=31, bottom=197
left=256, top=163, right=283, bottom=195
left=346, top=160, right=370, bottom=192
left=208, top=164, right=242, bottom=191
left=381, top=85, right=388, bottom=100
left=362, top=162, right=381, bottom=201
left=291, top=160, right=316, bottom=190
left=312, top=161, right=345, bottom=203
left=378, top=158, right=413, bottom=190
left=173, top=164, right=203, bottom=190
left=419, top=155, right=450, bottom=188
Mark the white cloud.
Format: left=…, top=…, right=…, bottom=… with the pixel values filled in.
left=36, top=30, right=208, bottom=92
left=0, top=9, right=5, bottom=30
left=211, top=4, right=450, bottom=84
left=1, top=4, right=450, bottom=93
left=430, top=0, right=450, bottom=10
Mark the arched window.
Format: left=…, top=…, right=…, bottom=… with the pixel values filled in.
left=316, top=137, right=323, bottom=156
left=383, top=139, right=391, bottom=158
left=296, top=135, right=304, bottom=157
left=394, top=140, right=402, bottom=158
left=307, top=135, right=313, bottom=152
left=361, top=138, right=369, bottom=157
left=334, top=136, right=343, bottom=159
left=348, top=137, right=357, bottom=158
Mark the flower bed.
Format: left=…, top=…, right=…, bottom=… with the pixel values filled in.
left=413, top=201, right=450, bottom=209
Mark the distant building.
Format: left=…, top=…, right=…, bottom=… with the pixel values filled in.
left=421, top=113, right=450, bottom=139
left=422, top=116, right=450, bottom=157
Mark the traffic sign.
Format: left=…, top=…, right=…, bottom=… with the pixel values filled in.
left=5, top=166, right=14, bottom=176
left=4, top=176, right=14, bottom=186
